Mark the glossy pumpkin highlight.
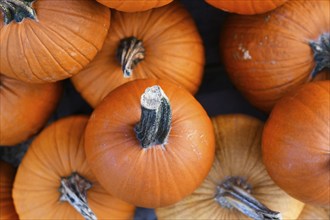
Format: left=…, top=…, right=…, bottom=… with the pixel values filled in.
left=84, top=79, right=215, bottom=208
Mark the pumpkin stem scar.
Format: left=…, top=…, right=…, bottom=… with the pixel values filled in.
left=215, top=176, right=282, bottom=220
left=0, top=0, right=36, bottom=24
left=116, top=36, right=145, bottom=78
left=135, top=85, right=172, bottom=149
left=309, top=32, right=330, bottom=78
left=59, top=172, right=97, bottom=220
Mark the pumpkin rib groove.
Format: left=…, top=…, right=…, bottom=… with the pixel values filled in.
left=34, top=23, right=87, bottom=73
left=21, top=25, right=49, bottom=81
left=24, top=23, right=69, bottom=78
left=41, top=24, right=91, bottom=66
left=17, top=23, right=33, bottom=81
left=39, top=9, right=103, bottom=51
left=5, top=27, right=20, bottom=80
left=37, top=6, right=104, bottom=24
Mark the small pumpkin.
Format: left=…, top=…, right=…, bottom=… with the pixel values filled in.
left=97, top=0, right=173, bottom=12
left=205, top=0, right=289, bottom=15
left=71, top=1, right=204, bottom=107
left=262, top=81, right=330, bottom=207
left=220, top=0, right=330, bottom=112
left=13, top=115, right=135, bottom=219
left=0, top=0, right=110, bottom=83
left=156, top=114, right=304, bottom=219
left=0, top=74, right=62, bottom=146
left=297, top=205, right=329, bottom=220
left=0, top=160, right=19, bottom=220
left=84, top=79, right=215, bottom=208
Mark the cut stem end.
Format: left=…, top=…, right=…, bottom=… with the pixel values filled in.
left=135, top=85, right=172, bottom=149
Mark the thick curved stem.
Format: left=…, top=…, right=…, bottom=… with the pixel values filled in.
left=0, top=0, right=36, bottom=24
left=215, top=177, right=282, bottom=220
left=134, top=85, right=172, bottom=149
left=309, top=33, right=330, bottom=78
left=59, top=172, right=97, bottom=220
left=116, top=37, right=145, bottom=78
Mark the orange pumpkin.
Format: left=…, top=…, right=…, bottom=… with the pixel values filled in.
left=262, top=81, right=330, bottom=207
left=205, top=0, right=289, bottom=15
left=0, top=0, right=110, bottom=83
left=0, top=160, right=19, bottom=220
left=156, top=114, right=304, bottom=219
left=84, top=79, right=215, bottom=208
left=13, top=115, right=135, bottom=219
left=0, top=74, right=62, bottom=146
left=71, top=1, right=204, bottom=107
left=97, top=0, right=173, bottom=12
left=220, top=0, right=329, bottom=112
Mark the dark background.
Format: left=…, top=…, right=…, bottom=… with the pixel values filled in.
left=0, top=1, right=268, bottom=219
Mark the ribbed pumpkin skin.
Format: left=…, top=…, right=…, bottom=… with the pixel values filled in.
left=13, top=116, right=135, bottom=219
left=0, top=74, right=62, bottom=146
left=297, top=205, right=329, bottom=220
left=84, top=79, right=215, bottom=208
left=97, top=0, right=173, bottom=12
left=71, top=1, right=204, bottom=107
left=0, top=0, right=110, bottom=83
left=262, top=81, right=330, bottom=207
left=205, top=0, right=288, bottom=15
left=220, top=0, right=330, bottom=112
left=0, top=160, right=19, bottom=220
left=156, top=114, right=304, bottom=219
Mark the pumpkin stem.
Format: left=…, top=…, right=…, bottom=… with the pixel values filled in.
left=309, top=33, right=330, bottom=78
left=59, top=172, right=97, bottom=220
left=0, top=0, right=36, bottom=25
left=215, top=177, right=282, bottom=220
left=116, top=37, right=145, bottom=78
left=135, top=85, right=172, bottom=148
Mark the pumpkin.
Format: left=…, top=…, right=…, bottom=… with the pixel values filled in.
left=84, top=79, right=215, bottom=208
left=0, top=0, right=110, bottom=83
left=96, top=0, right=173, bottom=12
left=297, top=205, right=329, bottom=220
left=0, top=160, right=19, bottom=220
left=205, top=0, right=289, bottom=15
left=220, top=0, right=330, bottom=112
left=71, top=1, right=204, bottom=107
left=0, top=74, right=62, bottom=146
left=262, top=81, right=330, bottom=207
left=12, top=115, right=135, bottom=219
left=155, top=114, right=304, bottom=219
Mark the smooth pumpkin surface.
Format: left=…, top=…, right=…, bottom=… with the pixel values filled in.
left=156, top=114, right=304, bottom=219
left=297, top=205, right=329, bottom=220
left=84, top=79, right=215, bottom=208
left=13, top=116, right=135, bottom=219
left=0, top=74, right=62, bottom=146
left=262, top=81, right=330, bottom=207
left=205, top=0, right=288, bottom=15
left=0, top=0, right=110, bottom=83
left=71, top=1, right=204, bottom=107
left=97, top=0, right=173, bottom=12
left=220, top=0, right=330, bottom=112
left=0, top=160, right=19, bottom=220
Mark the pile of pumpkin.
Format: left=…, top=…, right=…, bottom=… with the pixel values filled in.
left=0, top=0, right=329, bottom=219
